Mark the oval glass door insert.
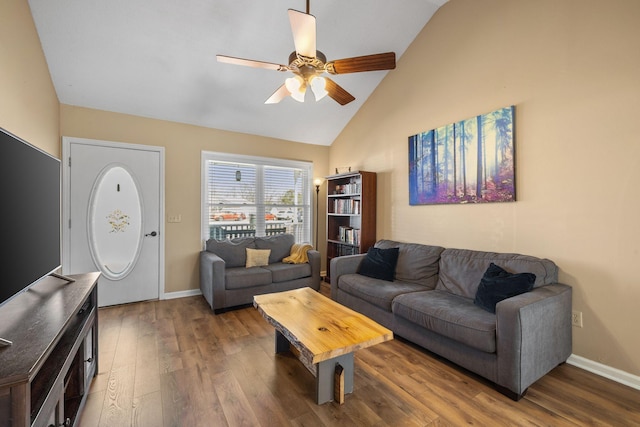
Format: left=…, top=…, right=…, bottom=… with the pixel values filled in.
left=88, top=165, right=143, bottom=280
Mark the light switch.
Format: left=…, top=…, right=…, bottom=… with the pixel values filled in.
left=168, top=214, right=182, bottom=223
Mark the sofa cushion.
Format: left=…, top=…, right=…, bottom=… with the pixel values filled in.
left=206, top=237, right=256, bottom=268
left=338, top=273, right=429, bottom=312
left=435, top=248, right=558, bottom=299
left=375, top=240, right=444, bottom=288
left=474, top=263, right=536, bottom=313
left=255, top=234, right=295, bottom=264
left=357, top=247, right=399, bottom=281
left=246, top=248, right=271, bottom=268
left=393, top=290, right=497, bottom=353
left=225, top=266, right=272, bottom=290
left=264, top=262, right=311, bottom=283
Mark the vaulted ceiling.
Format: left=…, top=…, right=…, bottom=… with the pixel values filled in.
left=29, top=0, right=448, bottom=146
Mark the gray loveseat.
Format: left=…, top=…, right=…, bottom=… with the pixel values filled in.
left=330, top=239, right=572, bottom=400
left=200, top=234, right=321, bottom=313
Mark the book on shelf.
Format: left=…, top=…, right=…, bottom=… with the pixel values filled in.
left=337, top=226, right=360, bottom=246
left=332, top=199, right=361, bottom=214
left=332, top=180, right=361, bottom=195
left=335, top=243, right=360, bottom=256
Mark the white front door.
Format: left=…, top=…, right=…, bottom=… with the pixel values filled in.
left=62, top=137, right=164, bottom=307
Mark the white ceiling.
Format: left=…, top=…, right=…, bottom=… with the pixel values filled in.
left=28, top=0, right=447, bottom=146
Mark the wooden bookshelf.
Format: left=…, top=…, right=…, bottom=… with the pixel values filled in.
left=325, top=171, right=376, bottom=282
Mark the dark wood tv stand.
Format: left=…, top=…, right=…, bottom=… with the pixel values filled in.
left=0, top=272, right=100, bottom=427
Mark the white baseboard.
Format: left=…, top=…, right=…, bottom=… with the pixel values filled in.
left=567, top=354, right=640, bottom=391
left=162, top=288, right=202, bottom=300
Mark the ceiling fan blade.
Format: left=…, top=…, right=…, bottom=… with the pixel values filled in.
left=265, top=84, right=291, bottom=104
left=217, top=55, right=288, bottom=72
left=324, top=78, right=355, bottom=105
left=288, top=9, right=316, bottom=58
left=326, top=52, right=396, bottom=74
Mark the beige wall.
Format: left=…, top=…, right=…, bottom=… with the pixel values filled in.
left=60, top=105, right=330, bottom=294
left=330, top=0, right=640, bottom=376
left=0, top=0, right=59, bottom=154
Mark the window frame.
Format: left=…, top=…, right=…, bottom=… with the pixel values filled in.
left=201, top=151, right=314, bottom=245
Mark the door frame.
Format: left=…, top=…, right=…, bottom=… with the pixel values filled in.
left=61, top=136, right=166, bottom=300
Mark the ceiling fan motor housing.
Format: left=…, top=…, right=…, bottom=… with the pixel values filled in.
left=288, top=50, right=326, bottom=72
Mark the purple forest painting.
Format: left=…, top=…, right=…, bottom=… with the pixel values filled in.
left=409, top=106, right=515, bottom=205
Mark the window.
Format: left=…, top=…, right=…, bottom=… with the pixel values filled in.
left=201, top=152, right=313, bottom=244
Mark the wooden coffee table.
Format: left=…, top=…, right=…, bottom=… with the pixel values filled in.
left=253, top=287, right=393, bottom=404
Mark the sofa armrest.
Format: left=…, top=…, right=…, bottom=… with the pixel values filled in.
left=199, top=251, right=226, bottom=311
left=307, top=249, right=321, bottom=290
left=330, top=254, right=367, bottom=300
left=496, top=283, right=572, bottom=396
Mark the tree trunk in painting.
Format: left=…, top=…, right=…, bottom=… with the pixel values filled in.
left=443, top=125, right=450, bottom=196
left=476, top=114, right=483, bottom=200
left=429, top=129, right=437, bottom=197
left=452, top=124, right=457, bottom=197
left=420, top=132, right=425, bottom=196
left=460, top=121, right=467, bottom=197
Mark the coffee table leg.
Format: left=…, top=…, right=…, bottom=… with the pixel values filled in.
left=275, top=330, right=289, bottom=353
left=316, top=353, right=354, bottom=404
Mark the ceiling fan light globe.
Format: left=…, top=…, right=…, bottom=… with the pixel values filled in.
left=290, top=90, right=306, bottom=103
left=285, top=76, right=301, bottom=92
left=285, top=76, right=306, bottom=102
left=310, top=76, right=328, bottom=101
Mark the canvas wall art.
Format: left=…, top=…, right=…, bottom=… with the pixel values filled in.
left=409, top=106, right=516, bottom=205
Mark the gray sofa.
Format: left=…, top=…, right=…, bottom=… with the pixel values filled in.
left=330, top=239, right=572, bottom=400
left=200, top=234, right=321, bottom=313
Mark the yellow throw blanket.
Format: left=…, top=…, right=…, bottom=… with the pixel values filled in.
left=282, top=243, right=313, bottom=264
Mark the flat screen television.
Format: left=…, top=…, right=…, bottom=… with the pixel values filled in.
left=0, top=127, right=61, bottom=308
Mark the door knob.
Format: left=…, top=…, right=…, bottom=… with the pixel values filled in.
left=145, top=231, right=158, bottom=237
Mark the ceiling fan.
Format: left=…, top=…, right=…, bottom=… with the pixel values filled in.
left=216, top=1, right=396, bottom=106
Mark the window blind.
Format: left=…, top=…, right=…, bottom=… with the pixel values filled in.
left=202, top=153, right=312, bottom=244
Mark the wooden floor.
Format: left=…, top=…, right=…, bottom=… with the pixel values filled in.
left=79, top=285, right=640, bottom=426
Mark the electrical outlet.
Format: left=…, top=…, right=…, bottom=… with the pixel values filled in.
left=572, top=310, right=583, bottom=328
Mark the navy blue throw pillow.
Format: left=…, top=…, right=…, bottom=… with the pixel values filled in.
left=474, top=263, right=536, bottom=313
left=357, top=247, right=400, bottom=282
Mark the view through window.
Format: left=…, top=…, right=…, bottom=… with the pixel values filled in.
left=202, top=152, right=312, bottom=244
